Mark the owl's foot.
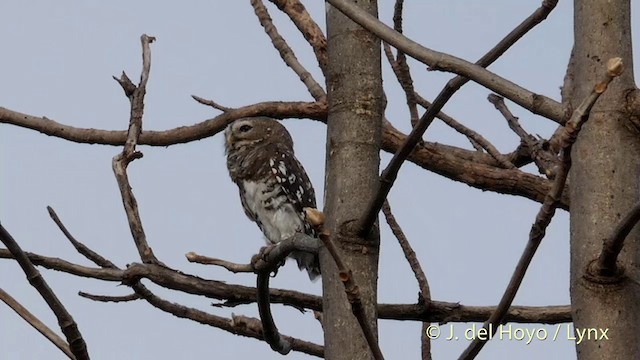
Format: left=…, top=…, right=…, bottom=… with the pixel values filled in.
left=251, top=244, right=285, bottom=277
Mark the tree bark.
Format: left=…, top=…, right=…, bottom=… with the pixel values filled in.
left=322, top=1, right=383, bottom=359
left=569, top=1, right=640, bottom=359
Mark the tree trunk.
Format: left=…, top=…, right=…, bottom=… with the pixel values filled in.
left=321, top=1, right=383, bottom=359
left=569, top=0, right=640, bottom=359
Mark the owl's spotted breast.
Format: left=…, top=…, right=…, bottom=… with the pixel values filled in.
left=224, top=117, right=320, bottom=280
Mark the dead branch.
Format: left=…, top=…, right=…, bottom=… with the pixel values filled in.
left=78, top=292, right=140, bottom=303
left=0, top=225, right=89, bottom=360
left=112, top=34, right=160, bottom=264
left=252, top=0, right=326, bottom=101
left=382, top=200, right=431, bottom=359
left=413, top=94, right=515, bottom=169
left=382, top=201, right=430, bottom=303
left=0, top=100, right=566, bottom=209
left=459, top=57, right=624, bottom=360
left=268, top=0, right=328, bottom=74
left=487, top=94, right=558, bottom=177
left=358, top=0, right=561, bottom=236
left=593, top=201, right=640, bottom=277
left=190, top=95, right=233, bottom=112
left=0, top=288, right=75, bottom=360
left=317, top=229, right=385, bottom=360
left=326, top=0, right=565, bottom=123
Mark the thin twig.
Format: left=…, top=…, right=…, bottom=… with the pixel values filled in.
left=326, top=0, right=565, bottom=124
left=414, top=94, right=515, bottom=169
left=382, top=200, right=431, bottom=360
left=78, top=292, right=140, bottom=303
left=459, top=57, right=624, bottom=360
left=382, top=201, right=430, bottom=302
left=112, top=34, right=160, bottom=264
left=252, top=0, right=326, bottom=101
left=487, top=94, right=558, bottom=176
left=185, top=252, right=254, bottom=272
left=358, top=0, right=560, bottom=236
left=190, top=95, right=233, bottom=112
left=0, top=225, right=90, bottom=360
left=268, top=0, right=328, bottom=74
left=47, top=206, right=117, bottom=269
left=0, top=288, right=75, bottom=360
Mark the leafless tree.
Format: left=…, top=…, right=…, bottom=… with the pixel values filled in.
left=1, top=1, right=638, bottom=359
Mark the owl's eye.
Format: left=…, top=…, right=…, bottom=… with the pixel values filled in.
left=239, top=124, right=252, bottom=133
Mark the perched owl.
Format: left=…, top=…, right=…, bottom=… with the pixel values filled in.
left=224, top=117, right=321, bottom=281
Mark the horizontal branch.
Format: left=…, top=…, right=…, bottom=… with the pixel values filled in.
left=0, top=249, right=571, bottom=323
left=0, top=101, right=327, bottom=146
left=1, top=102, right=566, bottom=209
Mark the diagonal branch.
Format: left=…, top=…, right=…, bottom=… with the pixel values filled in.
left=459, top=57, right=624, bottom=360
left=0, top=225, right=90, bottom=360
left=358, top=0, right=562, bottom=235
left=0, top=288, right=75, bottom=360
left=593, top=201, right=640, bottom=277
left=268, top=0, right=328, bottom=74
left=251, top=0, right=326, bottom=101
left=382, top=199, right=431, bottom=360
left=488, top=94, right=558, bottom=177
left=326, top=0, right=565, bottom=123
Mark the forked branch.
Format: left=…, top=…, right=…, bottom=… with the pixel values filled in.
left=358, top=0, right=560, bottom=235
left=459, top=57, right=624, bottom=360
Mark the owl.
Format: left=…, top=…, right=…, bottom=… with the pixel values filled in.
left=224, top=117, right=321, bottom=281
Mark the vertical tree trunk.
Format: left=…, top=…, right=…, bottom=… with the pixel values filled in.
left=322, top=1, right=383, bottom=359
left=569, top=0, right=640, bottom=359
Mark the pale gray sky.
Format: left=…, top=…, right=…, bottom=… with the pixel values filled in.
left=1, top=1, right=637, bottom=359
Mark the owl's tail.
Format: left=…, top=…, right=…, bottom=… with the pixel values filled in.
left=290, top=251, right=321, bottom=282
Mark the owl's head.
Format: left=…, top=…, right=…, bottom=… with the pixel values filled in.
left=224, top=117, right=294, bottom=152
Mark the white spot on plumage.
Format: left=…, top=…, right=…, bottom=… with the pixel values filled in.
left=278, top=161, right=287, bottom=175
left=241, top=180, right=305, bottom=245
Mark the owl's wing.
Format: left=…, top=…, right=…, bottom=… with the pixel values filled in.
left=269, top=144, right=317, bottom=232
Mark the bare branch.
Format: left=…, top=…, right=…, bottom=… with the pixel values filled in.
left=358, top=0, right=561, bottom=236
left=382, top=201, right=430, bottom=302
left=382, top=200, right=431, bottom=360
left=317, top=229, right=385, bottom=360
left=0, top=248, right=572, bottom=323
left=383, top=42, right=419, bottom=127
left=459, top=57, right=624, bottom=360
left=0, top=288, right=75, bottom=360
left=0, top=101, right=326, bottom=146
left=47, top=206, right=117, bottom=269
left=326, top=0, right=565, bottom=123
left=186, top=252, right=254, bottom=273
left=112, top=34, right=160, bottom=264
left=414, top=94, right=515, bottom=169
left=78, top=292, right=140, bottom=303
left=252, top=0, right=325, bottom=101
left=190, top=95, right=233, bottom=112
left=0, top=225, right=89, bottom=360
left=487, top=94, right=558, bottom=177
left=268, top=0, right=328, bottom=74
left=593, top=202, right=640, bottom=277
